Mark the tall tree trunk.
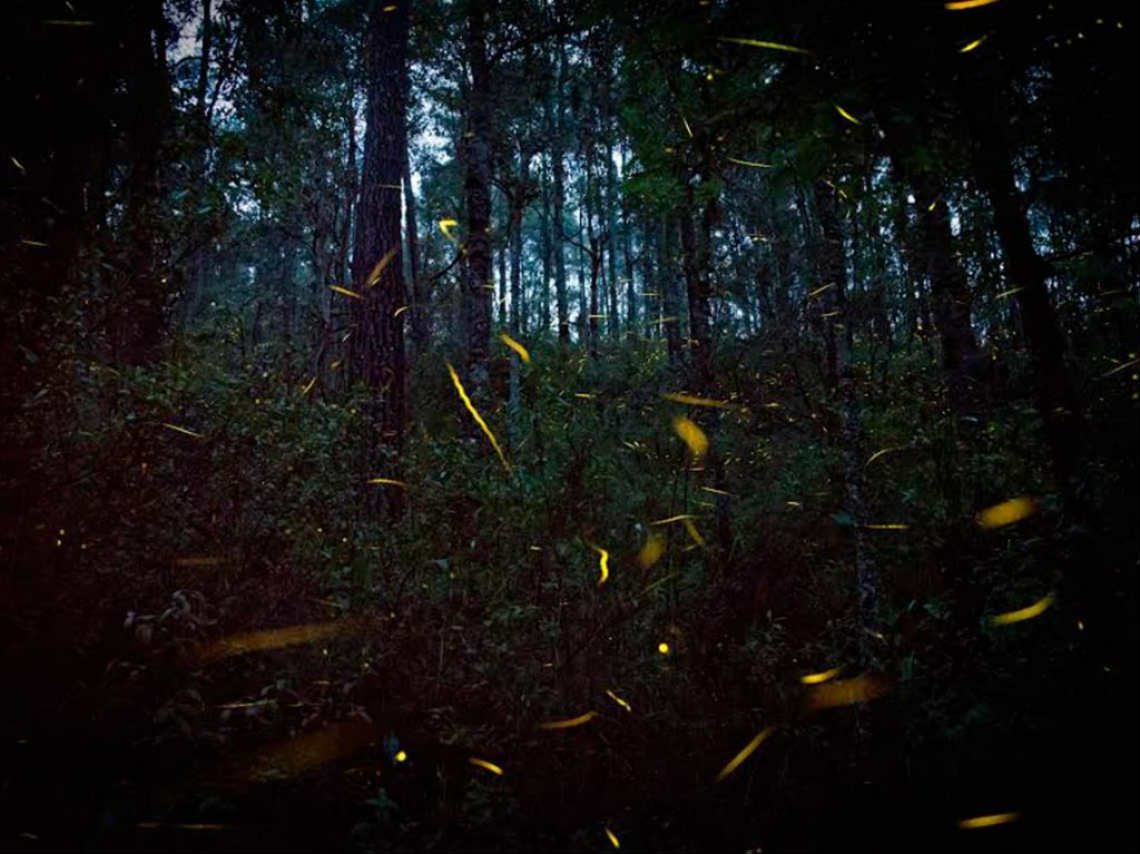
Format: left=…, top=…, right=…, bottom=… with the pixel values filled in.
left=883, top=127, right=984, bottom=418
left=509, top=190, right=523, bottom=335
left=605, top=144, right=620, bottom=340
left=463, top=0, right=494, bottom=402
left=679, top=187, right=714, bottom=384
left=350, top=0, right=410, bottom=454
left=118, top=0, right=171, bottom=365
left=817, top=179, right=880, bottom=665
left=660, top=215, right=682, bottom=363
left=959, top=83, right=1080, bottom=489
left=622, top=161, right=637, bottom=340
left=550, top=47, right=569, bottom=344
left=539, top=166, right=552, bottom=333
left=403, top=141, right=426, bottom=350
left=576, top=207, right=588, bottom=344
left=642, top=218, right=656, bottom=339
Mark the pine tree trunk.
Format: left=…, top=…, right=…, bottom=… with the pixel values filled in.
left=403, top=142, right=426, bottom=350
left=350, top=0, right=409, bottom=454
left=550, top=48, right=569, bottom=345
left=463, top=0, right=494, bottom=404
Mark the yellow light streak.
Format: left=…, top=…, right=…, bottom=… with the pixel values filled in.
left=715, top=727, right=775, bottom=782
left=439, top=218, right=459, bottom=241
left=605, top=690, right=632, bottom=712
left=945, top=0, right=999, bottom=9
left=468, top=757, right=503, bottom=775
left=976, top=496, right=1037, bottom=529
left=805, top=674, right=889, bottom=709
left=681, top=517, right=706, bottom=547
left=700, top=486, right=732, bottom=496
left=727, top=156, right=773, bottom=168
left=446, top=362, right=510, bottom=473
left=864, top=523, right=909, bottom=530
left=365, top=246, right=399, bottom=287
left=592, top=545, right=610, bottom=586
left=162, top=423, right=204, bottom=439
left=367, top=478, right=407, bottom=487
left=194, top=621, right=347, bottom=664
left=959, top=34, right=988, bottom=51
left=718, top=37, right=811, bottom=55
left=990, top=593, right=1053, bottom=626
left=865, top=446, right=905, bottom=466
left=500, top=332, right=531, bottom=363
left=661, top=391, right=733, bottom=408
left=808, top=283, right=836, bottom=298
left=538, top=711, right=597, bottom=729
left=1101, top=357, right=1139, bottom=378
left=800, top=667, right=842, bottom=685
left=300, top=376, right=317, bottom=396
left=574, top=392, right=596, bottom=399
left=959, top=812, right=1020, bottom=829
left=650, top=514, right=695, bottom=526
left=681, top=115, right=694, bottom=138
left=638, top=533, right=665, bottom=569
left=10, top=156, right=26, bottom=173
left=674, top=416, right=709, bottom=460
left=393, top=305, right=409, bottom=317
left=330, top=285, right=363, bottom=300
left=995, top=286, right=1023, bottom=299
left=605, top=827, right=621, bottom=848
left=835, top=105, right=861, bottom=125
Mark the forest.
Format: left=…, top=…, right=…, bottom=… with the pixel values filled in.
left=1, top=0, right=1138, bottom=851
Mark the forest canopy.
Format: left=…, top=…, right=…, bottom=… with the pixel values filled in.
left=1, top=0, right=1137, bottom=851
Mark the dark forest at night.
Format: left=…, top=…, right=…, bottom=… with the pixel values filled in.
left=1, top=0, right=1138, bottom=851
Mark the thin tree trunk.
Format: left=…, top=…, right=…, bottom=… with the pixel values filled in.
left=463, top=0, right=494, bottom=403
left=550, top=47, right=569, bottom=344
left=403, top=142, right=427, bottom=350
left=660, top=215, right=682, bottom=363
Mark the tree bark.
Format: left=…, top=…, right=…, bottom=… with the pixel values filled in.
left=550, top=46, right=569, bottom=344
left=350, top=0, right=410, bottom=452
left=463, top=0, right=494, bottom=403
left=660, top=215, right=682, bottom=363
left=403, top=141, right=427, bottom=350
left=959, top=82, right=1080, bottom=488
left=882, top=125, right=985, bottom=418
left=118, top=0, right=171, bottom=365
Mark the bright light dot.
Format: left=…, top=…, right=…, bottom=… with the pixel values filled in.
left=658, top=642, right=670, bottom=655
left=907, top=194, right=916, bottom=204
left=395, top=750, right=407, bottom=762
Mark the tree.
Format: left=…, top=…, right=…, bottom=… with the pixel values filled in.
left=350, top=0, right=411, bottom=453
